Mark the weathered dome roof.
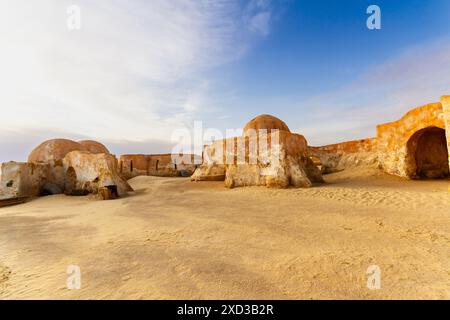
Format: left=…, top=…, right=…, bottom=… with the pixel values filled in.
left=243, top=114, right=291, bottom=136
left=28, top=139, right=85, bottom=163
left=78, top=140, right=110, bottom=154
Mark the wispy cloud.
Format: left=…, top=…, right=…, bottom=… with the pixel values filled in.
left=0, top=0, right=273, bottom=161
left=245, top=0, right=273, bottom=36
left=248, top=11, right=272, bottom=36
left=297, top=38, right=450, bottom=146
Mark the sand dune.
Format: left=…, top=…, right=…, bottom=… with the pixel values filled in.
left=0, top=166, right=449, bottom=299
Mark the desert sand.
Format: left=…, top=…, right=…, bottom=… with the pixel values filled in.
left=0, top=166, right=449, bottom=299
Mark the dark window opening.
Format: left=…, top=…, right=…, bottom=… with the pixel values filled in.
left=106, top=185, right=118, bottom=198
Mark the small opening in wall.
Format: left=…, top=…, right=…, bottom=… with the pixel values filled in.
left=106, top=185, right=118, bottom=198
left=156, top=160, right=159, bottom=171
left=99, top=185, right=118, bottom=200
left=6, top=180, right=13, bottom=187
left=130, top=160, right=133, bottom=172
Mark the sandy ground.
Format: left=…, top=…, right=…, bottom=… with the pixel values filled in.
left=0, top=166, right=449, bottom=300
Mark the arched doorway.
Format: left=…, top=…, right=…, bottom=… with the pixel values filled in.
left=406, top=127, right=449, bottom=179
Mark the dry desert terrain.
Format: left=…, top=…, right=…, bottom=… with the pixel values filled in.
left=0, top=166, right=449, bottom=299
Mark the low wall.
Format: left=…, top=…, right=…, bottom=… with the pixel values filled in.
left=309, top=138, right=378, bottom=173
left=119, top=154, right=199, bottom=179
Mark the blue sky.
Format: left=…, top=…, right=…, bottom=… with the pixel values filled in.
left=204, top=0, right=450, bottom=142
left=1, top=0, right=450, bottom=161
left=231, top=0, right=448, bottom=102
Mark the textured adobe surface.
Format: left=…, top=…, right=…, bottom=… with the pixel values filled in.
left=119, top=154, right=198, bottom=179
left=28, top=139, right=86, bottom=163
left=63, top=151, right=132, bottom=197
left=377, top=103, right=447, bottom=178
left=243, top=114, right=291, bottom=136
left=309, top=138, right=378, bottom=173
left=192, top=115, right=323, bottom=188
left=78, top=140, right=110, bottom=154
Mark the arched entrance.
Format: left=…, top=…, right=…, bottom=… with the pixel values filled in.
left=406, top=127, right=449, bottom=179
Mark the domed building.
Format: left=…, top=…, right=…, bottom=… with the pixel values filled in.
left=191, top=114, right=324, bottom=188
left=243, top=114, right=291, bottom=136
left=28, top=139, right=111, bottom=164
left=79, top=140, right=110, bottom=155
left=20, top=138, right=132, bottom=200
left=28, top=139, right=86, bottom=163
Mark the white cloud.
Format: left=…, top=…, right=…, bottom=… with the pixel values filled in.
left=0, top=0, right=276, bottom=162
left=249, top=11, right=271, bottom=36
left=245, top=0, right=272, bottom=36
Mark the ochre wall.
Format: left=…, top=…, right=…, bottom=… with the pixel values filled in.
left=119, top=154, right=198, bottom=179
left=376, top=103, right=446, bottom=178
left=119, top=154, right=151, bottom=179
left=0, top=162, right=50, bottom=199
left=309, top=138, right=378, bottom=173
